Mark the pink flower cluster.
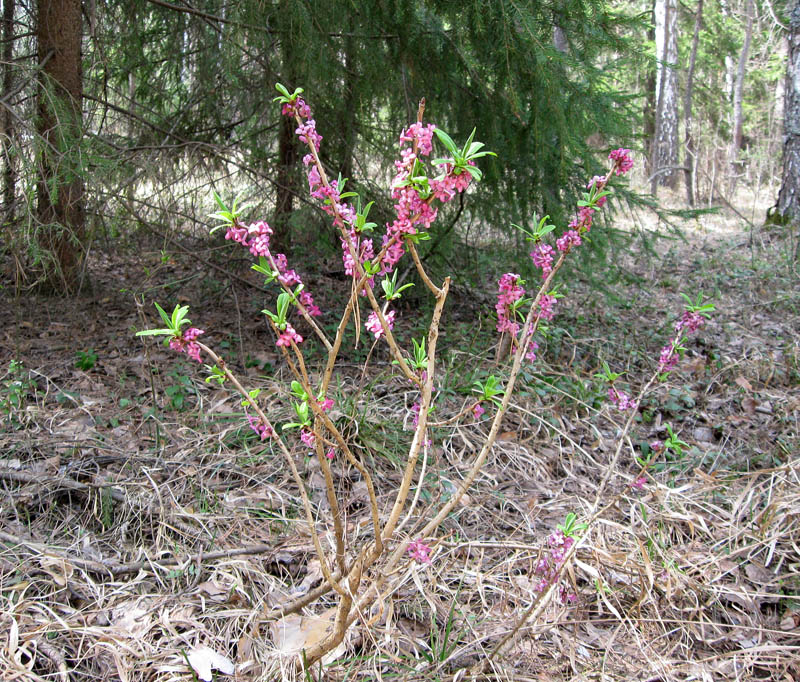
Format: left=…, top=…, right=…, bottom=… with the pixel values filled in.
left=247, top=415, right=274, bottom=440
left=300, top=428, right=315, bottom=447
left=276, top=323, right=303, bottom=347
left=608, top=386, right=637, bottom=411
left=658, top=310, right=706, bottom=373
left=169, top=327, right=204, bottom=363
left=286, top=105, right=375, bottom=289
left=496, top=273, right=525, bottom=334
left=530, top=243, right=554, bottom=279
left=224, top=219, right=322, bottom=335
left=365, top=309, right=396, bottom=340
left=609, top=147, right=634, bottom=175
left=382, top=123, right=440, bottom=273
left=538, top=294, right=556, bottom=321
left=407, top=539, right=432, bottom=564
left=225, top=220, right=273, bottom=258
left=534, top=529, right=577, bottom=604
left=556, top=229, right=581, bottom=253
left=381, top=123, right=472, bottom=274
left=525, top=339, right=539, bottom=363
left=473, top=402, right=485, bottom=420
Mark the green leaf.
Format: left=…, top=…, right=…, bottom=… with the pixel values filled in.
left=433, top=128, right=459, bottom=155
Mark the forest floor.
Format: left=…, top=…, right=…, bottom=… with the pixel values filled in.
left=0, top=192, right=798, bottom=681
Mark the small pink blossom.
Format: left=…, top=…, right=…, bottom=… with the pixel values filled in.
left=473, top=402, right=485, bottom=420
left=631, top=476, right=647, bottom=491
left=247, top=415, right=274, bottom=440
left=538, top=294, right=556, bottom=321
left=496, top=273, right=525, bottom=334
left=300, top=429, right=315, bottom=447
left=365, top=309, right=396, bottom=339
left=530, top=243, right=554, bottom=278
left=675, top=310, right=705, bottom=334
left=407, top=539, right=432, bottom=564
left=325, top=448, right=335, bottom=460
left=658, top=344, right=679, bottom=373
left=650, top=440, right=664, bottom=452
left=609, top=148, right=634, bottom=175
left=276, top=323, right=303, bottom=347
left=556, top=229, right=582, bottom=253
left=525, top=340, right=539, bottom=363
left=318, top=398, right=334, bottom=412
left=608, top=386, right=637, bottom=411
left=169, top=327, right=204, bottom=363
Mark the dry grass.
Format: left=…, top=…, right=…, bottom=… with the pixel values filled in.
left=0, top=201, right=798, bottom=681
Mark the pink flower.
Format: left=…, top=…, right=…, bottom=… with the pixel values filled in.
left=411, top=401, right=421, bottom=428
left=496, top=273, right=525, bottom=334
left=169, top=327, right=204, bottom=362
left=530, top=243, right=554, bottom=278
left=631, top=476, right=647, bottom=491
left=365, top=309, right=396, bottom=339
left=473, top=402, right=485, bottom=420
left=407, top=539, right=432, bottom=564
left=608, top=386, right=637, bottom=411
left=538, top=294, right=556, bottom=321
left=556, top=229, right=582, bottom=253
left=658, top=344, right=678, bottom=373
left=650, top=440, right=664, bottom=452
left=247, top=415, right=274, bottom=440
left=675, top=310, right=704, bottom=335
left=298, top=290, right=321, bottom=317
left=325, top=448, right=335, bottom=460
left=276, top=323, right=303, bottom=347
left=525, top=340, right=539, bottom=363
left=399, top=122, right=436, bottom=156
left=568, top=206, right=595, bottom=233
left=300, top=429, right=315, bottom=447
left=609, top=148, right=634, bottom=175
left=318, top=398, right=334, bottom=412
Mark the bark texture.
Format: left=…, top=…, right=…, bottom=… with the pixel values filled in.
left=778, top=0, right=800, bottom=221
left=729, top=0, right=753, bottom=193
left=652, top=0, right=679, bottom=193
left=36, top=0, right=85, bottom=292
left=2, top=0, right=15, bottom=224
left=684, top=0, right=703, bottom=206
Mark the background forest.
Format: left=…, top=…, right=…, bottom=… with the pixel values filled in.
left=0, top=1, right=798, bottom=681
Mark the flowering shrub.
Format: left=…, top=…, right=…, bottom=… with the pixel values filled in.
left=136, top=85, right=712, bottom=670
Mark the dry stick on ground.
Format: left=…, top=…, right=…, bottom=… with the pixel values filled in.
left=0, top=529, right=278, bottom=577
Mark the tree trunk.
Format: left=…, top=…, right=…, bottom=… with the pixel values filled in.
left=728, top=0, right=753, bottom=194
left=643, top=1, right=656, bottom=177
left=2, top=0, right=15, bottom=225
left=273, top=113, right=296, bottom=255
left=36, top=0, right=85, bottom=293
left=777, top=0, right=800, bottom=224
left=684, top=0, right=702, bottom=206
left=651, top=0, right=679, bottom=194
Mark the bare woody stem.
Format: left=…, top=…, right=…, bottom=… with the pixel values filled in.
left=194, top=342, right=347, bottom=598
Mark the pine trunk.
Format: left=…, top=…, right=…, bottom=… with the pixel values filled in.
left=684, top=0, right=702, bottom=206
left=778, top=0, right=800, bottom=223
left=652, top=0, right=679, bottom=194
left=729, top=0, right=753, bottom=194
left=2, top=0, right=15, bottom=224
left=36, top=0, right=85, bottom=292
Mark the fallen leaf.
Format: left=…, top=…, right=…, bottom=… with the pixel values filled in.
left=735, top=376, right=753, bottom=392
left=186, top=646, right=234, bottom=681
left=742, top=396, right=758, bottom=416
left=270, top=607, right=347, bottom=663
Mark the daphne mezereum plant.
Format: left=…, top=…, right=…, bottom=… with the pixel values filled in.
left=137, top=84, right=712, bottom=669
